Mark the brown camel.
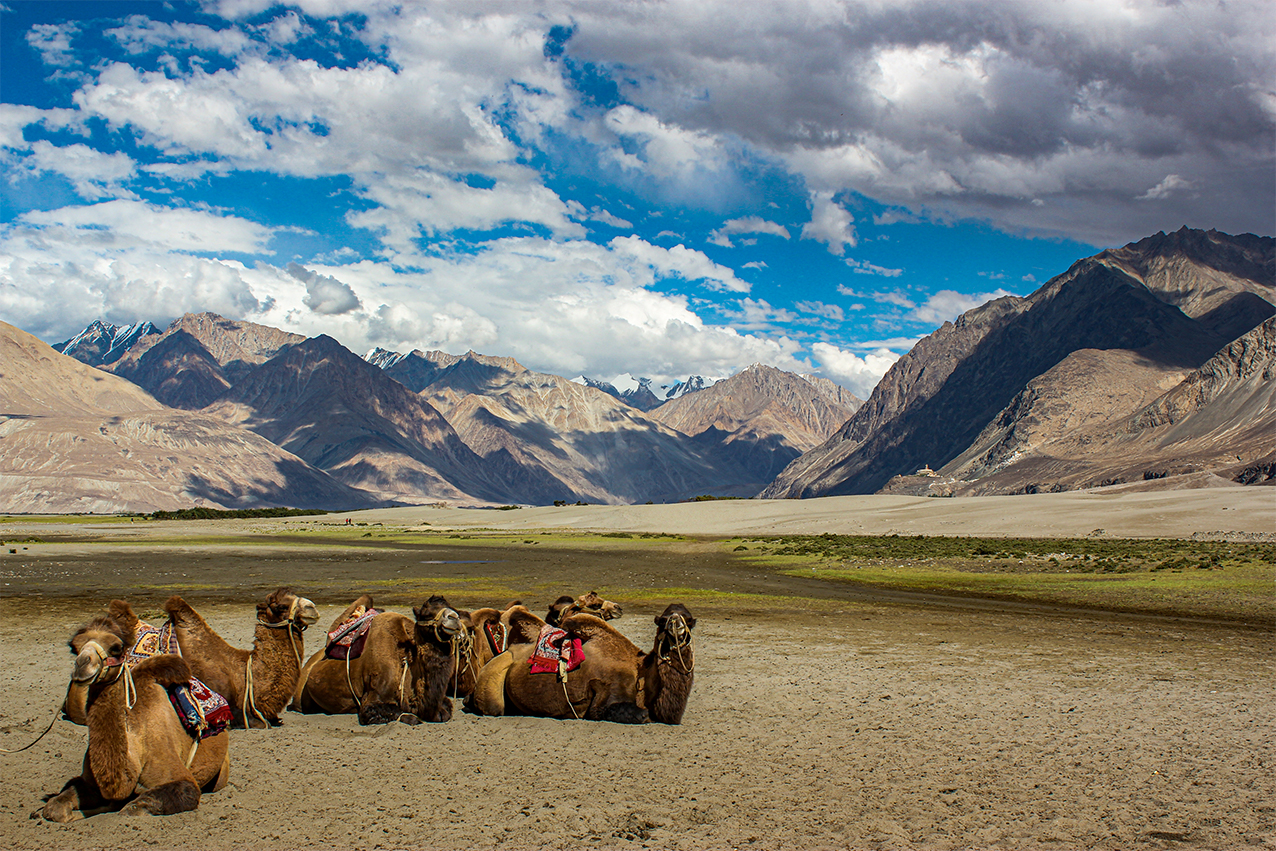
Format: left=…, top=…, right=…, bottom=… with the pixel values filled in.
left=34, top=611, right=229, bottom=822
left=468, top=603, right=695, bottom=724
left=545, top=591, right=623, bottom=626
left=164, top=588, right=318, bottom=728
left=450, top=602, right=561, bottom=698
left=290, top=595, right=464, bottom=724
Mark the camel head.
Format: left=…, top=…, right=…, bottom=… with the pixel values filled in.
left=578, top=591, right=623, bottom=621
left=257, top=587, right=320, bottom=631
left=654, top=603, right=696, bottom=658
left=545, top=595, right=576, bottom=626
left=413, top=595, right=464, bottom=645
left=68, top=614, right=132, bottom=685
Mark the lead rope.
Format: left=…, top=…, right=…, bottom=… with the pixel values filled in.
left=0, top=704, right=60, bottom=753
left=242, top=654, right=269, bottom=729
left=345, top=650, right=363, bottom=713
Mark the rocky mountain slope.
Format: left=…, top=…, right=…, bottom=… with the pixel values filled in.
left=419, top=353, right=733, bottom=503
left=763, top=228, right=1274, bottom=498
left=648, top=364, right=862, bottom=490
left=202, top=336, right=507, bottom=504
left=0, top=321, right=378, bottom=513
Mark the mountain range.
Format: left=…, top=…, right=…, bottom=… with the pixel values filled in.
left=762, top=227, right=1274, bottom=498
left=3, top=226, right=1269, bottom=512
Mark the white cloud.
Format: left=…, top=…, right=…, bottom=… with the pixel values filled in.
left=20, top=200, right=274, bottom=255
left=809, top=342, right=899, bottom=399
left=1138, top=174, right=1194, bottom=201
left=910, top=289, right=1017, bottom=326
left=708, top=216, right=791, bottom=248
left=287, top=263, right=362, bottom=315
left=801, top=192, right=856, bottom=255
left=608, top=236, right=749, bottom=293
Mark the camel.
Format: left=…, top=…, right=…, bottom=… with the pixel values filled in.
left=289, top=595, right=465, bottom=724
left=468, top=603, right=696, bottom=724
left=545, top=591, right=623, bottom=626
left=34, top=611, right=229, bottom=822
left=163, top=588, right=318, bottom=728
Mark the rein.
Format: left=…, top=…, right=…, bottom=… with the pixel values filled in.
left=0, top=703, right=62, bottom=754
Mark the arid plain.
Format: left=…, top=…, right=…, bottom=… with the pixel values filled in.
left=1, top=489, right=1272, bottom=850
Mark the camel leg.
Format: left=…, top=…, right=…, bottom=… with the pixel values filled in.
left=32, top=777, right=106, bottom=823
left=358, top=656, right=408, bottom=725
left=466, top=652, right=515, bottom=716
left=120, top=779, right=200, bottom=816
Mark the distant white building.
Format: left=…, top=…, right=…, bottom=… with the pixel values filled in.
left=915, top=464, right=937, bottom=477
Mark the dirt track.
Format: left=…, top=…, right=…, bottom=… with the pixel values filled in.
left=1, top=531, right=1273, bottom=850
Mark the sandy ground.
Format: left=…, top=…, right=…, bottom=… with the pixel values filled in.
left=0, top=490, right=1273, bottom=850
left=350, top=487, right=1276, bottom=540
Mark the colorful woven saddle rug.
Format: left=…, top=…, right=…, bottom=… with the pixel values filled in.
left=325, top=607, right=380, bottom=660
left=529, top=625, right=584, bottom=675
left=130, top=620, right=232, bottom=740
left=167, top=678, right=233, bottom=739
left=484, top=621, right=509, bottom=656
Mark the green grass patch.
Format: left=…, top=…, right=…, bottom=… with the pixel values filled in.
left=735, top=533, right=1274, bottom=622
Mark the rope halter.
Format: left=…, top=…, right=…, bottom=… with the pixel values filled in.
left=657, top=613, right=694, bottom=674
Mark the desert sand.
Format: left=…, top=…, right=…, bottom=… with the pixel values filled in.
left=0, top=489, right=1272, bottom=850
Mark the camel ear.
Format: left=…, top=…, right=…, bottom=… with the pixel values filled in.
left=412, top=604, right=426, bottom=622
left=134, top=654, right=191, bottom=687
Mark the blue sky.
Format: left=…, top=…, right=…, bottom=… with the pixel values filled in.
left=2, top=1, right=1272, bottom=398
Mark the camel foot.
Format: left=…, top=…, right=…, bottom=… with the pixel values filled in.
left=358, top=703, right=402, bottom=725
left=601, top=702, right=649, bottom=724
left=120, top=780, right=199, bottom=816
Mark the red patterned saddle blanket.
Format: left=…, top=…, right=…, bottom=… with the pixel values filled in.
left=325, top=607, right=380, bottom=660
left=131, top=620, right=231, bottom=739
left=167, top=679, right=233, bottom=739
left=529, top=625, right=584, bottom=675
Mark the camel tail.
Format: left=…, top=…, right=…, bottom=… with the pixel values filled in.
left=601, top=702, right=649, bottom=724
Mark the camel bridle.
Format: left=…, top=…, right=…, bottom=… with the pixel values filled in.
left=244, top=597, right=313, bottom=730
left=656, top=614, right=694, bottom=674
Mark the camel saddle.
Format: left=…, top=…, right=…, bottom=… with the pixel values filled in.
left=484, top=620, right=509, bottom=656
left=529, top=625, right=584, bottom=676
left=325, top=607, right=380, bottom=660
left=167, top=678, right=233, bottom=739
left=130, top=620, right=232, bottom=740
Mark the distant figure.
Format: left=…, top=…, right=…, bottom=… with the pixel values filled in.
left=345, top=518, right=352, bottom=526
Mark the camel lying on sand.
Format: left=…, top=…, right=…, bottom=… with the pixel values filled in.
left=35, top=610, right=229, bottom=822
left=290, top=595, right=465, bottom=724
left=163, top=588, right=318, bottom=728
left=545, top=591, right=623, bottom=626
left=468, top=603, right=695, bottom=724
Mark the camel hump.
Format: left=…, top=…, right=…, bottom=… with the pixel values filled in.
left=163, top=595, right=195, bottom=618
left=133, top=653, right=191, bottom=687
left=107, top=600, right=140, bottom=632
left=559, top=612, right=621, bottom=642
left=502, top=606, right=545, bottom=645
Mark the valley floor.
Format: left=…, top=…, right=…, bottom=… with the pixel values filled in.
left=0, top=489, right=1272, bottom=850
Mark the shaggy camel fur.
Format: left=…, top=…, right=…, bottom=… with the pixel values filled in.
left=35, top=611, right=229, bottom=822
left=164, top=588, right=318, bottom=728
left=469, top=603, right=696, bottom=724
left=290, top=595, right=464, bottom=724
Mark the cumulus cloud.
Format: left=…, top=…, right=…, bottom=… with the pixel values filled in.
left=287, top=263, right=362, bottom=315
left=801, top=192, right=856, bottom=255
left=809, top=342, right=899, bottom=399
left=20, top=200, right=274, bottom=254
left=708, top=216, right=791, bottom=247
left=910, top=289, right=1017, bottom=326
